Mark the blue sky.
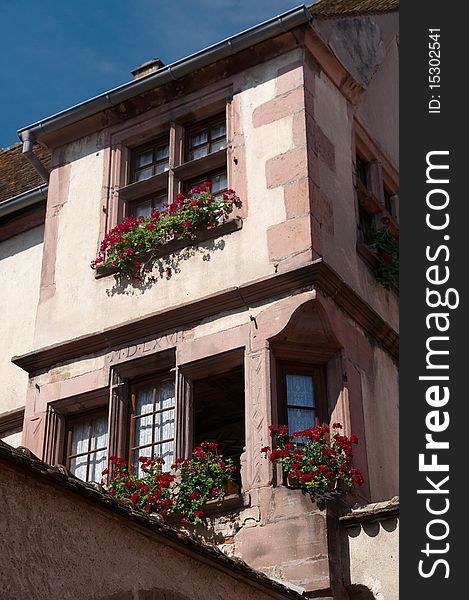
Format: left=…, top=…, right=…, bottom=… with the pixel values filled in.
left=0, top=0, right=301, bottom=148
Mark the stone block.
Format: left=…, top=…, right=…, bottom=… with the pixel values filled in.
left=284, top=178, right=310, bottom=219
left=265, top=147, right=308, bottom=189
left=252, top=87, right=304, bottom=128
left=267, top=215, right=311, bottom=262
left=281, top=557, right=331, bottom=590
left=235, top=511, right=329, bottom=568
left=276, top=62, right=304, bottom=96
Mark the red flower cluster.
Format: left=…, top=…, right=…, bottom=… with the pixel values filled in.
left=262, top=423, right=364, bottom=498
left=105, top=455, right=176, bottom=515
left=91, top=183, right=241, bottom=282
left=104, top=442, right=237, bottom=526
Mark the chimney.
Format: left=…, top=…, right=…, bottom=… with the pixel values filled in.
left=131, top=58, right=165, bottom=80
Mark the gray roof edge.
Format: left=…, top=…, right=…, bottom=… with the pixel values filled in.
left=17, top=5, right=312, bottom=141
left=0, top=184, right=48, bottom=218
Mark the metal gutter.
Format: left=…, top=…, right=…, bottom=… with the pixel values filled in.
left=20, top=131, right=50, bottom=183
left=0, top=184, right=48, bottom=218
left=17, top=5, right=312, bottom=142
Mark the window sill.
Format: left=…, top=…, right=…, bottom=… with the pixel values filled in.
left=119, top=172, right=168, bottom=202
left=357, top=242, right=398, bottom=292
left=203, top=491, right=249, bottom=517
left=95, top=218, right=243, bottom=279
left=172, top=148, right=227, bottom=180
left=357, top=241, right=380, bottom=270
left=164, top=492, right=249, bottom=526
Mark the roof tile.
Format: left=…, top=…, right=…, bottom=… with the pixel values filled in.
left=310, top=0, right=399, bottom=17
left=0, top=143, right=50, bottom=202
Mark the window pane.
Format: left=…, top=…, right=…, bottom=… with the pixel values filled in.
left=190, top=130, right=208, bottom=148
left=211, top=172, right=227, bottom=194
left=90, top=415, right=108, bottom=451
left=155, top=380, right=175, bottom=410
left=133, top=200, right=152, bottom=218
left=135, top=167, right=153, bottom=182
left=135, top=385, right=154, bottom=415
left=88, top=448, right=107, bottom=482
left=160, top=440, right=173, bottom=470
left=155, top=144, right=169, bottom=161
left=153, top=194, right=167, bottom=212
left=211, top=122, right=226, bottom=140
left=70, top=455, right=88, bottom=481
left=71, top=422, right=89, bottom=456
left=211, top=139, right=226, bottom=153
left=288, top=407, right=315, bottom=439
left=154, top=409, right=175, bottom=443
left=189, top=146, right=208, bottom=161
left=135, top=150, right=154, bottom=168
left=155, top=160, right=170, bottom=175
left=286, top=374, right=315, bottom=408
left=134, top=414, right=153, bottom=448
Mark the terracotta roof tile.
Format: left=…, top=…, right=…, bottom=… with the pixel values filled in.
left=310, top=0, right=399, bottom=16
left=0, top=143, right=50, bottom=202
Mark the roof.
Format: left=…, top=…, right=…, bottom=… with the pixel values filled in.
left=0, top=440, right=304, bottom=600
left=310, top=0, right=399, bottom=16
left=0, top=143, right=50, bottom=203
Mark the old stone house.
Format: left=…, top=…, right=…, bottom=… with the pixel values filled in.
left=0, top=1, right=399, bottom=598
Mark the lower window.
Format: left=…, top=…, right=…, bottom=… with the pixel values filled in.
left=65, top=409, right=108, bottom=482
left=129, top=376, right=176, bottom=475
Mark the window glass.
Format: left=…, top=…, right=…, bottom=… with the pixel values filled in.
left=135, top=167, right=153, bottom=182
left=185, top=170, right=227, bottom=199
left=187, top=118, right=226, bottom=162
left=132, top=139, right=169, bottom=182
left=135, top=150, right=154, bottom=169
left=285, top=373, right=316, bottom=441
left=131, top=193, right=168, bottom=218
left=68, top=413, right=108, bottom=483
left=132, top=378, right=175, bottom=474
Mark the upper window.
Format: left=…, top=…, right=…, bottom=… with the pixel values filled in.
left=131, top=137, right=170, bottom=183
left=186, top=118, right=226, bottom=161
left=124, top=112, right=227, bottom=219
left=355, top=153, right=399, bottom=243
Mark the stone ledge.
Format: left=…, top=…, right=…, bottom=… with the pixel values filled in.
left=339, top=496, right=399, bottom=525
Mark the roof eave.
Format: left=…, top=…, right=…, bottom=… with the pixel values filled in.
left=17, top=5, right=313, bottom=143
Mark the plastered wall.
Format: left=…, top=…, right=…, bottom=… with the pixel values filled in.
left=0, top=225, right=43, bottom=412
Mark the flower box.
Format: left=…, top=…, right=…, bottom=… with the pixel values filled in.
left=94, top=218, right=243, bottom=279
